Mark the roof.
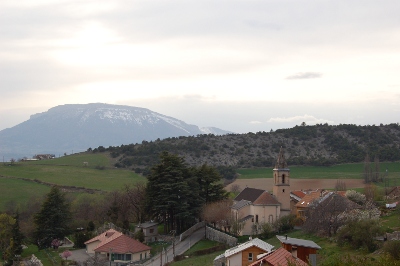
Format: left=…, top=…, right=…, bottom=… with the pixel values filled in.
left=234, top=187, right=265, bottom=203
left=231, top=199, right=251, bottom=210
left=224, top=238, right=274, bottom=258
left=94, top=234, right=151, bottom=254
left=387, top=186, right=400, bottom=197
left=295, top=189, right=328, bottom=208
left=84, top=229, right=122, bottom=245
left=239, top=215, right=254, bottom=222
left=290, top=191, right=306, bottom=201
left=137, top=222, right=158, bottom=229
left=249, top=247, right=307, bottom=266
left=276, top=235, right=321, bottom=250
left=317, top=192, right=361, bottom=211
left=85, top=229, right=150, bottom=254
left=274, top=147, right=288, bottom=169
left=253, top=192, right=280, bottom=205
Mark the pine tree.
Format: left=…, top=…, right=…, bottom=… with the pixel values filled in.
left=196, top=164, right=228, bottom=204
left=146, top=152, right=200, bottom=233
left=3, top=213, right=23, bottom=266
left=34, top=186, right=72, bottom=249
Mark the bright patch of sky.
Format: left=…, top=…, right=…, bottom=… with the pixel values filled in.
left=0, top=0, right=399, bottom=133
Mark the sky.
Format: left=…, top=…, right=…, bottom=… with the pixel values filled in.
left=1, top=0, right=400, bottom=134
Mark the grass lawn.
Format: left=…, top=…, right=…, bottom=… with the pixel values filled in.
left=171, top=251, right=222, bottom=266
left=183, top=239, right=221, bottom=256
left=381, top=211, right=400, bottom=231
left=24, top=153, right=112, bottom=167
left=0, top=163, right=145, bottom=192
left=237, top=162, right=400, bottom=180
left=0, top=178, right=50, bottom=210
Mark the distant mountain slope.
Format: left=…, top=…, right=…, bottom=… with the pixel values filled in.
left=99, top=123, right=400, bottom=172
left=0, top=103, right=231, bottom=160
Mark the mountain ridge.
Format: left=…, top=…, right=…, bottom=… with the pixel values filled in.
left=0, top=103, right=231, bottom=160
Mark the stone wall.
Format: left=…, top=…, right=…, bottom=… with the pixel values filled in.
left=179, top=221, right=205, bottom=241
left=205, top=226, right=237, bottom=247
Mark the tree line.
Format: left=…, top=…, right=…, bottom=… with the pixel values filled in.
left=89, top=123, right=400, bottom=171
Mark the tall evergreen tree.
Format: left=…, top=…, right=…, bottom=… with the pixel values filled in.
left=34, top=186, right=72, bottom=249
left=196, top=164, right=228, bottom=204
left=146, top=152, right=200, bottom=233
left=3, top=213, right=23, bottom=266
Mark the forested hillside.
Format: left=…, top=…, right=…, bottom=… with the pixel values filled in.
left=92, top=123, right=400, bottom=174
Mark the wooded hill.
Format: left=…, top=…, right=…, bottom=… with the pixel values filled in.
left=93, top=123, right=400, bottom=175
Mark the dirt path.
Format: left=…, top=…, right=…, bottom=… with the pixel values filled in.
left=226, top=178, right=365, bottom=192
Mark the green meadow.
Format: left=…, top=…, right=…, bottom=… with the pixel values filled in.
left=0, top=153, right=145, bottom=210
left=237, top=162, right=400, bottom=180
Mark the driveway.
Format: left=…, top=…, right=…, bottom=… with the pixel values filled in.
left=61, top=249, right=91, bottom=263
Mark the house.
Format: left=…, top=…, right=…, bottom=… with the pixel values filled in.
left=85, top=229, right=151, bottom=263
left=232, top=188, right=280, bottom=235
left=276, top=235, right=321, bottom=266
left=295, top=189, right=329, bottom=219
left=386, top=186, right=400, bottom=200
left=290, top=191, right=306, bottom=215
left=248, top=247, right=308, bottom=266
left=231, top=148, right=291, bottom=235
left=214, top=238, right=274, bottom=266
left=135, top=221, right=159, bottom=243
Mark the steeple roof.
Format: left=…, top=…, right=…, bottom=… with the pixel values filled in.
left=275, top=147, right=287, bottom=169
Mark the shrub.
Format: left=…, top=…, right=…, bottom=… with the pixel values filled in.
left=383, top=240, right=400, bottom=260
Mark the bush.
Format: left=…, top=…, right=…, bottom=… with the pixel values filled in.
left=336, top=219, right=383, bottom=252
left=383, top=240, right=400, bottom=260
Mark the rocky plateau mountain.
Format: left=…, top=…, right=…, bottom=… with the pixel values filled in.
left=0, top=103, right=231, bottom=160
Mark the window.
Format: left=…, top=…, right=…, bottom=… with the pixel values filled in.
left=283, top=189, right=285, bottom=193
left=115, top=254, right=131, bottom=261
left=150, top=228, right=154, bottom=233
left=268, top=215, right=273, bottom=223
left=282, top=174, right=285, bottom=184
left=256, top=215, right=258, bottom=223
left=248, top=252, right=253, bottom=261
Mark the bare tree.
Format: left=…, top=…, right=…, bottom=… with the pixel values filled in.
left=335, top=180, right=347, bottom=191
left=373, top=156, right=380, bottom=182
left=121, top=183, right=147, bottom=223
left=363, top=153, right=372, bottom=183
left=201, top=199, right=232, bottom=231
left=303, top=193, right=361, bottom=237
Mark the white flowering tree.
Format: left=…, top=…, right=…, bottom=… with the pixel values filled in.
left=345, top=190, right=366, bottom=205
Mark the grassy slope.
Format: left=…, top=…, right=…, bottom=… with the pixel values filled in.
left=0, top=153, right=145, bottom=210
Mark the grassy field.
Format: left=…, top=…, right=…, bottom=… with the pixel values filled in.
left=0, top=153, right=146, bottom=211
left=237, top=162, right=400, bottom=179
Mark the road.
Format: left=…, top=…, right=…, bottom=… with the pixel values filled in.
left=144, top=228, right=205, bottom=266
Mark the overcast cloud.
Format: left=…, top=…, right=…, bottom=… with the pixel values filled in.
left=0, top=1, right=399, bottom=133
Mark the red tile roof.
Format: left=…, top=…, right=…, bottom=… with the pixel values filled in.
left=94, top=234, right=151, bottom=254
left=249, top=248, right=307, bottom=266
left=85, top=229, right=122, bottom=245
left=295, top=189, right=328, bottom=208
left=253, top=192, right=280, bottom=205
left=85, top=229, right=150, bottom=254
left=291, top=191, right=306, bottom=199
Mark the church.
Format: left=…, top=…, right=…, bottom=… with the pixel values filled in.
left=231, top=147, right=291, bottom=235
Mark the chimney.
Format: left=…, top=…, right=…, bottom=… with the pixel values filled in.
left=285, top=234, right=287, bottom=240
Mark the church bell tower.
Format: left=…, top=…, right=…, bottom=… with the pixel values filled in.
left=273, top=147, right=291, bottom=213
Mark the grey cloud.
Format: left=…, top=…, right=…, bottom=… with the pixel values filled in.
left=286, top=72, right=323, bottom=80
